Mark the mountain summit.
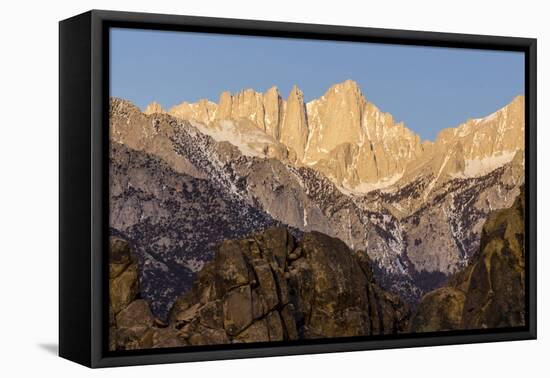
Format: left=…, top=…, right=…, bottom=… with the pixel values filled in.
left=154, top=81, right=523, bottom=195
left=304, top=80, right=423, bottom=190
left=143, top=101, right=165, bottom=115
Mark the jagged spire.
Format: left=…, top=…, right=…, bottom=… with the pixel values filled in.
left=143, top=101, right=165, bottom=115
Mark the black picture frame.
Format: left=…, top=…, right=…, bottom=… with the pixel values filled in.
left=59, top=9, right=537, bottom=368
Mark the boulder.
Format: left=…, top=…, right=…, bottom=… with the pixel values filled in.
left=410, top=189, right=525, bottom=332
left=109, top=237, right=183, bottom=350
left=215, top=240, right=250, bottom=292
left=109, top=237, right=139, bottom=317
left=409, top=287, right=465, bottom=332
left=461, top=187, right=525, bottom=328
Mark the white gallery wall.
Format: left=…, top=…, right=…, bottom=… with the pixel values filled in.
left=0, top=0, right=546, bottom=376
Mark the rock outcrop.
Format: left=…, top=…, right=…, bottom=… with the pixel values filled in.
left=208, top=87, right=285, bottom=141
left=109, top=237, right=183, bottom=351
left=110, top=228, right=410, bottom=349
left=143, top=101, right=165, bottom=115
left=304, top=80, right=423, bottom=190
left=168, top=99, right=217, bottom=125
left=217, top=89, right=267, bottom=130
left=263, top=86, right=284, bottom=140
left=169, top=228, right=409, bottom=344
left=435, top=95, right=525, bottom=163
left=280, top=85, right=309, bottom=161
left=410, top=188, right=525, bottom=332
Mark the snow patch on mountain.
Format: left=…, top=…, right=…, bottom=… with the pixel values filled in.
left=190, top=119, right=275, bottom=158
left=460, top=151, right=517, bottom=178
left=339, top=173, right=404, bottom=195
left=423, top=153, right=450, bottom=200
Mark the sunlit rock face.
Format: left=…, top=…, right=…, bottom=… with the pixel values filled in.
left=161, top=81, right=523, bottom=196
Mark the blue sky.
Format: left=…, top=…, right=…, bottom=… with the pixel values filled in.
left=110, top=28, right=524, bottom=141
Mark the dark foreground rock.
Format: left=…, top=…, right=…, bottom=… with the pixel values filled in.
left=169, top=228, right=410, bottom=345
left=410, top=188, right=525, bottom=332
left=110, top=229, right=410, bottom=349
left=109, top=237, right=183, bottom=351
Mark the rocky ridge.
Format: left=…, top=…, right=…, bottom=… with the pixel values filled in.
left=143, top=101, right=165, bottom=115
left=110, top=228, right=410, bottom=350
left=170, top=228, right=409, bottom=344
left=147, top=80, right=524, bottom=196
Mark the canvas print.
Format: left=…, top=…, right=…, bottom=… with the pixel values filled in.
left=108, top=28, right=526, bottom=351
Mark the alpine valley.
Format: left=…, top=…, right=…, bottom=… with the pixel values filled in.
left=109, top=80, right=525, bottom=349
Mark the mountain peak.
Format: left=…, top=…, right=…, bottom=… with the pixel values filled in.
left=289, top=84, right=304, bottom=98
left=143, top=101, right=165, bottom=115
left=239, top=88, right=260, bottom=97
left=511, top=94, right=525, bottom=105
left=280, top=85, right=308, bottom=160
left=326, top=79, right=362, bottom=96
left=265, top=86, right=280, bottom=96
